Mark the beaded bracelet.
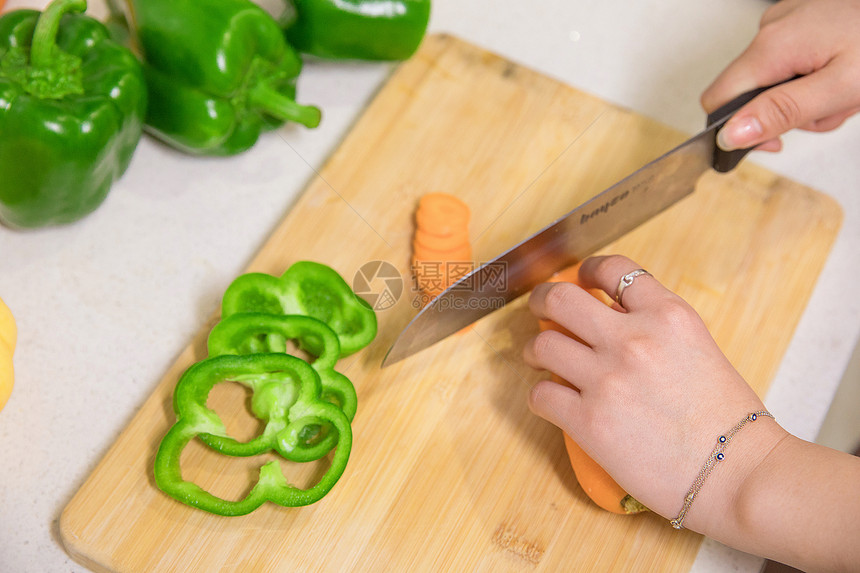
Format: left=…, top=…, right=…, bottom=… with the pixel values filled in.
left=670, top=410, right=774, bottom=530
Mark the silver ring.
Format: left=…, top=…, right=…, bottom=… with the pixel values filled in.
left=615, top=269, right=651, bottom=306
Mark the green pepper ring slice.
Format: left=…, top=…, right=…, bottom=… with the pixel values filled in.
left=154, top=354, right=352, bottom=516
left=206, top=313, right=356, bottom=461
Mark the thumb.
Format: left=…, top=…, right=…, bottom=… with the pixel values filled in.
left=716, top=68, right=852, bottom=150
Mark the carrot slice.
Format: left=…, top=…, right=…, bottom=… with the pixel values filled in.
left=417, top=192, right=470, bottom=217
left=415, top=205, right=469, bottom=230
left=412, top=193, right=473, bottom=311
left=412, top=242, right=472, bottom=263
left=415, top=194, right=469, bottom=236
left=414, top=228, right=470, bottom=252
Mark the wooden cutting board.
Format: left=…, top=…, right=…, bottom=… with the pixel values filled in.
left=60, top=34, right=842, bottom=572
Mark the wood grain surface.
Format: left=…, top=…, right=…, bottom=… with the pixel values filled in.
left=59, top=34, right=842, bottom=572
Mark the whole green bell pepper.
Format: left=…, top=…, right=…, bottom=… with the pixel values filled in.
left=154, top=353, right=352, bottom=516
left=221, top=261, right=377, bottom=356
left=281, top=0, right=431, bottom=61
left=127, top=0, right=321, bottom=155
left=0, top=0, right=146, bottom=228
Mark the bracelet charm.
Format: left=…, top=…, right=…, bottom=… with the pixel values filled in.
left=670, top=410, right=774, bottom=530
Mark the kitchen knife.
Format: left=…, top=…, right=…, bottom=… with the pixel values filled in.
left=382, top=84, right=780, bottom=367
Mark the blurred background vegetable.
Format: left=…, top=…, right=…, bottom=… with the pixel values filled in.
left=125, top=0, right=320, bottom=155
left=280, top=0, right=431, bottom=61
left=0, top=296, right=16, bottom=413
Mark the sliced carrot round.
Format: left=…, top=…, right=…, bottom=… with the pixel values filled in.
left=415, top=212, right=468, bottom=237
left=412, top=192, right=474, bottom=301
left=414, top=228, right=470, bottom=252
left=412, top=242, right=472, bottom=263
left=416, top=194, right=469, bottom=234
left=417, top=192, right=470, bottom=217
left=414, top=221, right=469, bottom=240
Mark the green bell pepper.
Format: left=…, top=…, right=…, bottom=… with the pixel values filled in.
left=127, top=0, right=321, bottom=155
left=154, top=353, right=352, bottom=516
left=281, top=0, right=431, bottom=61
left=207, top=313, right=357, bottom=461
left=221, top=261, right=377, bottom=356
left=156, top=261, right=374, bottom=515
left=0, top=0, right=146, bottom=228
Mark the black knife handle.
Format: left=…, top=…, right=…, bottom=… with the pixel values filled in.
left=707, top=78, right=798, bottom=173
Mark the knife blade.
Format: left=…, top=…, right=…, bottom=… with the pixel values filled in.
left=382, top=84, right=779, bottom=367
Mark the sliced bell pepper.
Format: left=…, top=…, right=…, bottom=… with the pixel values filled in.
left=125, top=0, right=320, bottom=155
left=154, top=353, right=352, bottom=516
left=0, top=296, right=16, bottom=413
left=207, top=313, right=357, bottom=461
left=281, top=0, right=431, bottom=61
left=221, top=261, right=377, bottom=356
left=0, top=0, right=147, bottom=228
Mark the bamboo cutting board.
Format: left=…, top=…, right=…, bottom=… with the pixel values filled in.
left=60, top=35, right=842, bottom=572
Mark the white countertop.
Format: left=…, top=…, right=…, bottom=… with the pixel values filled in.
left=1, top=1, right=857, bottom=571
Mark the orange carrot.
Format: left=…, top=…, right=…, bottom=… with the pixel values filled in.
left=412, top=193, right=472, bottom=304
left=539, top=264, right=647, bottom=515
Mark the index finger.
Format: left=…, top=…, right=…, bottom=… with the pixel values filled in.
left=528, top=280, right=615, bottom=346
left=700, top=0, right=813, bottom=115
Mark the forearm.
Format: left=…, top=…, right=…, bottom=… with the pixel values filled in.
left=698, top=428, right=860, bottom=572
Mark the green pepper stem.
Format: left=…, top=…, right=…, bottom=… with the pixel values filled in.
left=30, top=0, right=88, bottom=68
left=249, top=83, right=322, bottom=129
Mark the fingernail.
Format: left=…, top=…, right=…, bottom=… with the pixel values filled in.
left=716, top=116, right=763, bottom=151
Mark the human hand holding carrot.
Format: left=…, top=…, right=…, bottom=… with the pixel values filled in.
left=524, top=255, right=860, bottom=571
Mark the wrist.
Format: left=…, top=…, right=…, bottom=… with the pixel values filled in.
left=675, top=414, right=788, bottom=537
left=725, top=433, right=860, bottom=571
